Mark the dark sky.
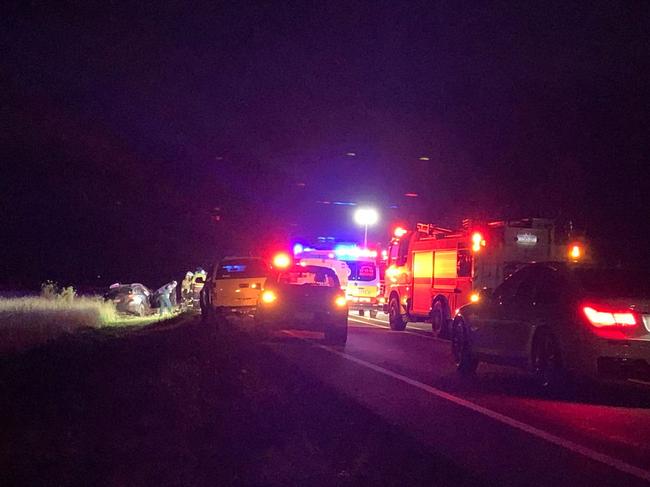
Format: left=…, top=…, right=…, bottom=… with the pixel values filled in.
left=2, top=1, right=649, bottom=287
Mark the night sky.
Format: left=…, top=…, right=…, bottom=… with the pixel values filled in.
left=2, top=1, right=649, bottom=288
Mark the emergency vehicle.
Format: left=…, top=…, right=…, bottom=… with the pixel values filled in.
left=383, top=218, right=586, bottom=336
left=295, top=250, right=350, bottom=290
left=333, top=245, right=384, bottom=318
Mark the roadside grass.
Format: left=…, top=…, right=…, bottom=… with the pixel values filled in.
left=0, top=296, right=178, bottom=354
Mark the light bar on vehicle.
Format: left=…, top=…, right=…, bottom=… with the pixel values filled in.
left=334, top=245, right=377, bottom=259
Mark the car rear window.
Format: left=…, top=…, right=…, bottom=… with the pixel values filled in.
left=573, top=268, right=650, bottom=298
left=215, top=259, right=268, bottom=279
left=277, top=269, right=340, bottom=288
left=345, top=261, right=377, bottom=281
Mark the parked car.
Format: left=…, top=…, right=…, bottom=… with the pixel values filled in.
left=255, top=265, right=348, bottom=344
left=202, top=257, right=270, bottom=320
left=452, top=263, right=650, bottom=388
left=105, top=283, right=152, bottom=316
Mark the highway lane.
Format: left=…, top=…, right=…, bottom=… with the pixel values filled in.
left=263, top=311, right=650, bottom=486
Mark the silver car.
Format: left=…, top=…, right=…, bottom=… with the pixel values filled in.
left=452, top=263, right=650, bottom=388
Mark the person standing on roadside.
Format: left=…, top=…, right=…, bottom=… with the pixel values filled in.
left=168, top=280, right=178, bottom=307
left=157, top=281, right=176, bottom=316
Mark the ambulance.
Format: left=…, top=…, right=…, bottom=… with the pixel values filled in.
left=333, top=245, right=384, bottom=318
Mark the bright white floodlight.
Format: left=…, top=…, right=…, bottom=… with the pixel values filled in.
left=354, top=208, right=379, bottom=247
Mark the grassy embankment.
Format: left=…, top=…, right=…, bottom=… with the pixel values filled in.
left=0, top=295, right=175, bottom=354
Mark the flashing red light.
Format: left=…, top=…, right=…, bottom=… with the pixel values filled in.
left=471, top=232, right=485, bottom=252
left=582, top=305, right=637, bottom=328
left=272, top=253, right=291, bottom=268
left=394, top=226, right=408, bottom=238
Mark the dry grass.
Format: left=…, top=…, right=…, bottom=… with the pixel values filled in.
left=0, top=296, right=132, bottom=354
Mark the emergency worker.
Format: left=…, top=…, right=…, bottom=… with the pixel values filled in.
left=181, top=272, right=194, bottom=307
left=191, top=267, right=208, bottom=302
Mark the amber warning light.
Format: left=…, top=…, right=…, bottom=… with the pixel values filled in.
left=569, top=243, right=583, bottom=261
left=471, top=232, right=486, bottom=252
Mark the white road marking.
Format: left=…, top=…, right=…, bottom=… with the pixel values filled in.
left=348, top=315, right=446, bottom=342
left=282, top=330, right=650, bottom=483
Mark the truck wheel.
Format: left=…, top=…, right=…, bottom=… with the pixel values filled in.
left=452, top=317, right=478, bottom=375
left=388, top=296, right=406, bottom=331
left=369, top=310, right=378, bottom=319
left=431, top=299, right=451, bottom=339
left=358, top=309, right=365, bottom=317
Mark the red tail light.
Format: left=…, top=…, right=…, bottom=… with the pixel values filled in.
left=582, top=305, right=637, bottom=328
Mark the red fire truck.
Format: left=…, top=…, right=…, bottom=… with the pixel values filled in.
left=383, top=218, right=585, bottom=336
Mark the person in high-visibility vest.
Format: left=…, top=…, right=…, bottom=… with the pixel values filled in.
left=181, top=272, right=194, bottom=307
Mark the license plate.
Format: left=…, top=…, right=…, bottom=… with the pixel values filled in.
left=295, top=311, right=313, bottom=322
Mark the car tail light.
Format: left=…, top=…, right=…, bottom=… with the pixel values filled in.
left=261, top=290, right=277, bottom=304
left=582, top=305, right=637, bottom=328
left=335, top=296, right=347, bottom=307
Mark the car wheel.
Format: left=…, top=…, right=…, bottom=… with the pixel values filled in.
left=388, top=296, right=406, bottom=331
left=137, top=303, right=146, bottom=317
left=324, top=324, right=348, bottom=345
left=358, top=309, right=365, bottom=317
left=532, top=329, right=563, bottom=390
left=451, top=318, right=478, bottom=375
left=369, top=310, right=378, bottom=319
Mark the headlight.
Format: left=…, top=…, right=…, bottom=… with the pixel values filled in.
left=335, top=296, right=347, bottom=307
left=261, top=290, right=277, bottom=303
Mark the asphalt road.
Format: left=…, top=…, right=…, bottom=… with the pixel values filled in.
left=265, top=311, right=650, bottom=486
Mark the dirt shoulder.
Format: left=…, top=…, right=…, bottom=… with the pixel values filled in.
left=0, top=317, right=478, bottom=486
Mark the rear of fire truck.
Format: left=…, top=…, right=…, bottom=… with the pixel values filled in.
left=383, top=218, right=586, bottom=337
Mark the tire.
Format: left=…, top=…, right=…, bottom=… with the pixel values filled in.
left=369, top=310, right=378, bottom=319
left=451, top=318, right=478, bottom=375
left=388, top=296, right=406, bottom=331
left=531, top=329, right=563, bottom=390
left=324, top=324, right=348, bottom=345
left=358, top=309, right=365, bottom=317
left=431, top=299, right=450, bottom=339
left=137, top=303, right=146, bottom=317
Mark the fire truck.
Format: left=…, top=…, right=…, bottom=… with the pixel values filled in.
left=383, top=218, right=586, bottom=336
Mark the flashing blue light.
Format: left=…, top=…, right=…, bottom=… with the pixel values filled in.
left=334, top=244, right=358, bottom=258
left=293, top=243, right=304, bottom=256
